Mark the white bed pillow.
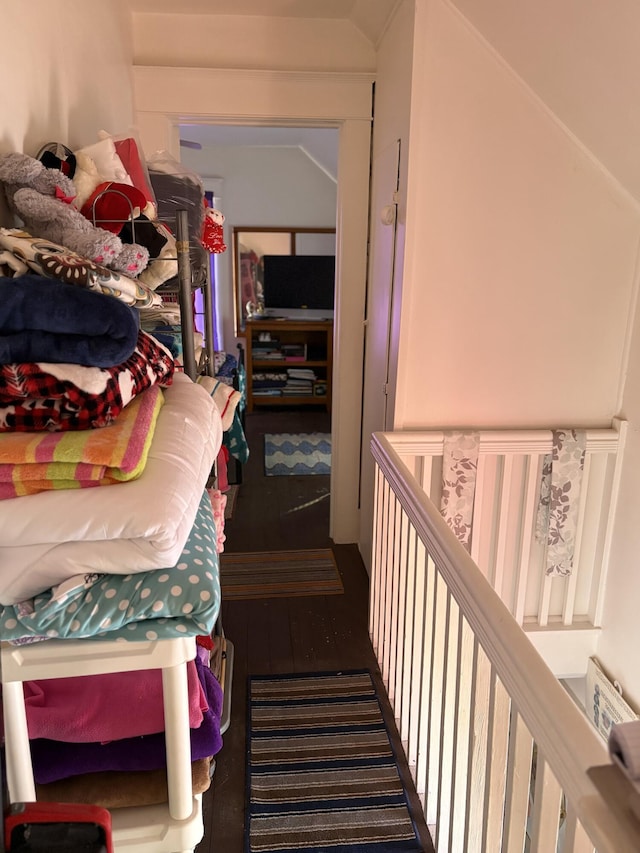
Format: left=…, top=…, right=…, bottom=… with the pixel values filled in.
left=76, top=137, right=132, bottom=186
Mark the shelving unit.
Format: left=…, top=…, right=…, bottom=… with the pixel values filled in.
left=245, top=318, right=333, bottom=412
left=1, top=637, right=204, bottom=853
left=0, top=207, right=231, bottom=853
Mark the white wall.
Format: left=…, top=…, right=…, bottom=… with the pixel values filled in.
left=437, top=0, right=640, bottom=711
left=395, top=0, right=640, bottom=431
left=450, top=0, right=640, bottom=206
left=131, top=12, right=375, bottom=72
left=1, top=1, right=134, bottom=158
left=180, top=143, right=338, bottom=349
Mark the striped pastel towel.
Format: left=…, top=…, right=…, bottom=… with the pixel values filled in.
left=0, top=385, right=164, bottom=499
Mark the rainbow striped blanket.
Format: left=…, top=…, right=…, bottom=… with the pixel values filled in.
left=0, top=385, right=163, bottom=499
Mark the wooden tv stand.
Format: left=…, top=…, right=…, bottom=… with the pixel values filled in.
left=245, top=318, right=333, bottom=413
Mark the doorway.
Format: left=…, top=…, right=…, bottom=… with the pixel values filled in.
left=133, top=65, right=373, bottom=544
left=179, top=125, right=338, bottom=549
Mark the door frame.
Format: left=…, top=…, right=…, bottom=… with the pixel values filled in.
left=133, top=67, right=374, bottom=543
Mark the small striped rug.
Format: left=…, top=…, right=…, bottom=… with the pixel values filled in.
left=220, top=549, right=343, bottom=600
left=247, top=670, right=424, bottom=852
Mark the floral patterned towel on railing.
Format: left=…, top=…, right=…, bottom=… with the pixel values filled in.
left=441, top=431, right=480, bottom=551
left=535, top=429, right=586, bottom=576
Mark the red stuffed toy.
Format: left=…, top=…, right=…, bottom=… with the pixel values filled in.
left=201, top=199, right=227, bottom=254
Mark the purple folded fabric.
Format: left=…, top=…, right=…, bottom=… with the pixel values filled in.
left=31, top=655, right=223, bottom=784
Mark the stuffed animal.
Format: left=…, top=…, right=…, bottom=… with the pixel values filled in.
left=201, top=200, right=227, bottom=254
left=0, top=153, right=149, bottom=276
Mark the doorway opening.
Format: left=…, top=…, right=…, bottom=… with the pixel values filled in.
left=178, top=123, right=339, bottom=549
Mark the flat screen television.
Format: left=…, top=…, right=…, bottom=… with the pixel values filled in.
left=262, top=254, right=335, bottom=314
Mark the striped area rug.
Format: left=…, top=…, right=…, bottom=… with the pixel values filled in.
left=247, top=670, right=424, bottom=852
left=220, top=549, right=343, bottom=600
left=264, top=433, right=331, bottom=476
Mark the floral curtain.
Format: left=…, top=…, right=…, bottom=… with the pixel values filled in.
left=535, top=429, right=586, bottom=576
left=441, top=432, right=480, bottom=551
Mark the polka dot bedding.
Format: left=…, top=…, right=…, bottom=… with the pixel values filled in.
left=0, top=490, right=220, bottom=645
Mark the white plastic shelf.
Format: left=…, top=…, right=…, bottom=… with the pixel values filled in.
left=1, top=636, right=203, bottom=853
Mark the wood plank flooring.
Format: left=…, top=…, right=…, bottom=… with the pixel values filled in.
left=198, top=409, right=434, bottom=853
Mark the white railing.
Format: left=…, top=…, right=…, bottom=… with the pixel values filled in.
left=382, top=423, right=626, bottom=679
left=369, top=431, right=640, bottom=853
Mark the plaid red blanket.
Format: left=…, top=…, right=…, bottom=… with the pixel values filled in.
left=0, top=330, right=174, bottom=431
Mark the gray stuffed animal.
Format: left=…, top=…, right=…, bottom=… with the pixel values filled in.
left=0, top=152, right=149, bottom=276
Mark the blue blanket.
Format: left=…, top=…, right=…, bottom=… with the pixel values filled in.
left=0, top=275, right=139, bottom=367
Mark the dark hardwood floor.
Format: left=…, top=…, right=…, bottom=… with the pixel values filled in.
left=198, top=408, right=434, bottom=853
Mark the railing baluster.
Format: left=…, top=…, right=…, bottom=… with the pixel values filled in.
left=434, top=589, right=459, bottom=851
left=470, top=454, right=488, bottom=572
left=494, top=454, right=514, bottom=601
left=399, top=524, right=418, bottom=750
left=514, top=454, right=540, bottom=624
left=592, top=419, right=628, bottom=625
left=563, top=454, right=590, bottom=625
left=528, top=752, right=563, bottom=853
left=503, top=707, right=534, bottom=852
left=382, top=491, right=400, bottom=686
left=465, top=641, right=491, bottom=851
left=563, top=802, right=597, bottom=853
left=408, top=541, right=427, bottom=780
left=484, top=671, right=511, bottom=850
left=369, top=464, right=382, bottom=646
left=449, top=615, right=474, bottom=851
left=381, top=487, right=397, bottom=684
left=390, top=508, right=410, bottom=708
left=423, top=566, right=446, bottom=825
left=415, top=548, right=436, bottom=806
left=538, top=574, right=553, bottom=627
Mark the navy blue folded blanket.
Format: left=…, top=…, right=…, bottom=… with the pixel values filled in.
left=0, top=275, right=139, bottom=368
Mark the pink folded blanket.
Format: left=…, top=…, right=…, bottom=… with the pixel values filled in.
left=3, top=660, right=207, bottom=742
left=0, top=385, right=163, bottom=499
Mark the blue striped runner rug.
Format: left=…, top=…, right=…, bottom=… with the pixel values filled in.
left=264, top=433, right=331, bottom=476
left=246, top=670, right=425, bottom=852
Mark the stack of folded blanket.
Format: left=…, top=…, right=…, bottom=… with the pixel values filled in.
left=0, top=273, right=175, bottom=492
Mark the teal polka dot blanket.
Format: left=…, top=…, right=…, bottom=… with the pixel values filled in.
left=0, top=490, right=220, bottom=645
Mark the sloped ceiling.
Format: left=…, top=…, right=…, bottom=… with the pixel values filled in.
left=180, top=125, right=339, bottom=182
